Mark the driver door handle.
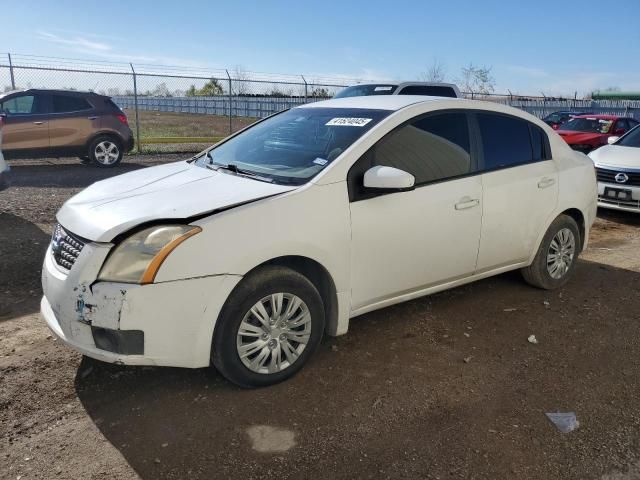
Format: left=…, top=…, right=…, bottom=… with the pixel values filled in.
left=87, top=116, right=98, bottom=120
left=33, top=121, right=44, bottom=125
left=538, top=177, right=556, bottom=189
left=455, top=197, right=480, bottom=210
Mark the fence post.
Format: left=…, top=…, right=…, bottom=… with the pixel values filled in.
left=226, top=69, right=232, bottom=135
left=129, top=63, right=141, bottom=153
left=8, top=53, right=16, bottom=90
left=301, top=75, right=308, bottom=102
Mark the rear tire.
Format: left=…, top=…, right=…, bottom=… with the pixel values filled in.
left=88, top=136, right=123, bottom=167
left=521, top=214, right=580, bottom=290
left=212, top=266, right=325, bottom=388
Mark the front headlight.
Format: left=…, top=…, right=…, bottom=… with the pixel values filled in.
left=98, top=225, right=202, bottom=284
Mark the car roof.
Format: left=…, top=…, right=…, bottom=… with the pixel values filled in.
left=0, top=88, right=101, bottom=98
left=572, top=114, right=619, bottom=120
left=299, top=95, right=458, bottom=111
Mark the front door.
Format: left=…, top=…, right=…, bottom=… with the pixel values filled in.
left=0, top=93, right=49, bottom=157
left=348, top=111, right=483, bottom=312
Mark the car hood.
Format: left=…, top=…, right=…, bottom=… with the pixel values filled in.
left=556, top=130, right=605, bottom=144
left=589, top=144, right=640, bottom=170
left=57, top=161, right=296, bottom=242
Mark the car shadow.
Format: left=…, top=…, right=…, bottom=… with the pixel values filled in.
left=0, top=213, right=51, bottom=320
left=6, top=160, right=149, bottom=189
left=597, top=207, right=640, bottom=227
left=75, top=258, right=640, bottom=480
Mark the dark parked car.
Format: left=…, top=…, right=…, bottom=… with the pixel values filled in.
left=543, top=111, right=593, bottom=130
left=0, top=89, right=134, bottom=167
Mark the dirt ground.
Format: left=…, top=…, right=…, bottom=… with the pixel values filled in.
left=1, top=156, right=640, bottom=480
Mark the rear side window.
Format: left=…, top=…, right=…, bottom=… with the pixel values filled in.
left=52, top=95, right=92, bottom=113
left=477, top=113, right=534, bottom=170
left=367, top=112, right=471, bottom=185
left=529, top=124, right=550, bottom=161
left=398, top=86, right=458, bottom=98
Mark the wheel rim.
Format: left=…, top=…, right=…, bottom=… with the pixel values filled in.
left=236, top=293, right=312, bottom=375
left=546, top=228, right=576, bottom=279
left=94, top=141, right=119, bottom=165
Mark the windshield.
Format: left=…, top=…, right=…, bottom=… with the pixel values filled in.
left=561, top=118, right=613, bottom=134
left=544, top=112, right=568, bottom=123
left=193, top=107, right=390, bottom=185
left=334, top=84, right=398, bottom=99
left=617, top=125, right=640, bottom=148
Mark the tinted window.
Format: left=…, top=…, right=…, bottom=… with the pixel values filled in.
left=1, top=94, right=45, bottom=114
left=369, top=112, right=471, bottom=185
left=529, top=124, right=550, bottom=161
left=52, top=95, right=92, bottom=113
left=398, top=85, right=457, bottom=98
left=478, top=113, right=533, bottom=169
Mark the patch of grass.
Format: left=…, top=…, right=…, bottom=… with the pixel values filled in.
left=123, top=109, right=257, bottom=138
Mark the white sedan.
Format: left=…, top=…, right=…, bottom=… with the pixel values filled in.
left=41, top=96, right=597, bottom=387
left=589, top=125, right=640, bottom=213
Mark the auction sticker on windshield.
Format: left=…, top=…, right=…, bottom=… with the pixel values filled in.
left=326, top=118, right=372, bottom=127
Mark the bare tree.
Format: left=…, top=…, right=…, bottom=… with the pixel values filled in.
left=459, top=63, right=495, bottom=96
left=420, top=59, right=447, bottom=82
left=233, top=65, right=250, bottom=96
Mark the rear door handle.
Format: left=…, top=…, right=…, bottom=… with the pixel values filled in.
left=33, top=121, right=44, bottom=125
left=87, top=116, right=98, bottom=120
left=538, top=177, right=556, bottom=189
left=455, top=197, right=480, bottom=210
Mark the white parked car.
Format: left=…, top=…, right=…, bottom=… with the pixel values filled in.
left=0, top=114, right=9, bottom=190
left=41, top=96, right=597, bottom=387
left=589, top=124, right=640, bottom=212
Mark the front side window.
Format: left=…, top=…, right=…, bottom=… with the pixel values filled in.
left=561, top=117, right=613, bottom=134
left=348, top=112, right=472, bottom=200
left=1, top=94, right=44, bottom=115
left=477, top=113, right=534, bottom=170
left=193, top=107, right=390, bottom=185
left=373, top=112, right=471, bottom=184
left=52, top=95, right=92, bottom=113
left=617, top=125, right=640, bottom=148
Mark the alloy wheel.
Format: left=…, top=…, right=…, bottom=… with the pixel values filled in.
left=94, top=141, right=120, bottom=165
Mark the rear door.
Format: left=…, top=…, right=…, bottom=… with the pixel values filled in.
left=0, top=93, right=50, bottom=156
left=475, top=112, right=558, bottom=271
left=48, top=93, right=97, bottom=151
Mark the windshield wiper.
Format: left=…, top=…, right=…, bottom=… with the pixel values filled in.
left=206, top=161, right=274, bottom=184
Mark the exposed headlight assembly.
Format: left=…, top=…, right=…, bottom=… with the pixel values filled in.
left=98, top=225, right=201, bottom=284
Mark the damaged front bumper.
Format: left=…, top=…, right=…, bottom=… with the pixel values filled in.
left=41, top=242, right=241, bottom=368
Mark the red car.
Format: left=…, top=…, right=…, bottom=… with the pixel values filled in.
left=556, top=114, right=639, bottom=153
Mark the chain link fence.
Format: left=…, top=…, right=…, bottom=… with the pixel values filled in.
left=1, top=53, right=638, bottom=154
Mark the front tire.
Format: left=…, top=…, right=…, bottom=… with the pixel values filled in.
left=88, top=136, right=123, bottom=167
left=521, top=214, right=580, bottom=290
left=212, top=266, right=325, bottom=388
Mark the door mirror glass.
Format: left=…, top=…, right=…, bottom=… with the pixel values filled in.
left=608, top=136, right=620, bottom=145
left=363, top=165, right=415, bottom=191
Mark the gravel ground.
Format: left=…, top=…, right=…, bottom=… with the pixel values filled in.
left=1, top=156, right=640, bottom=480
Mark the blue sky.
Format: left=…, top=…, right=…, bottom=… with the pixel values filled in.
left=3, top=0, right=640, bottom=96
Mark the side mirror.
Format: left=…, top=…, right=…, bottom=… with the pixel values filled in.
left=608, top=136, right=620, bottom=145
left=363, top=165, right=415, bottom=191
left=613, top=128, right=625, bottom=136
